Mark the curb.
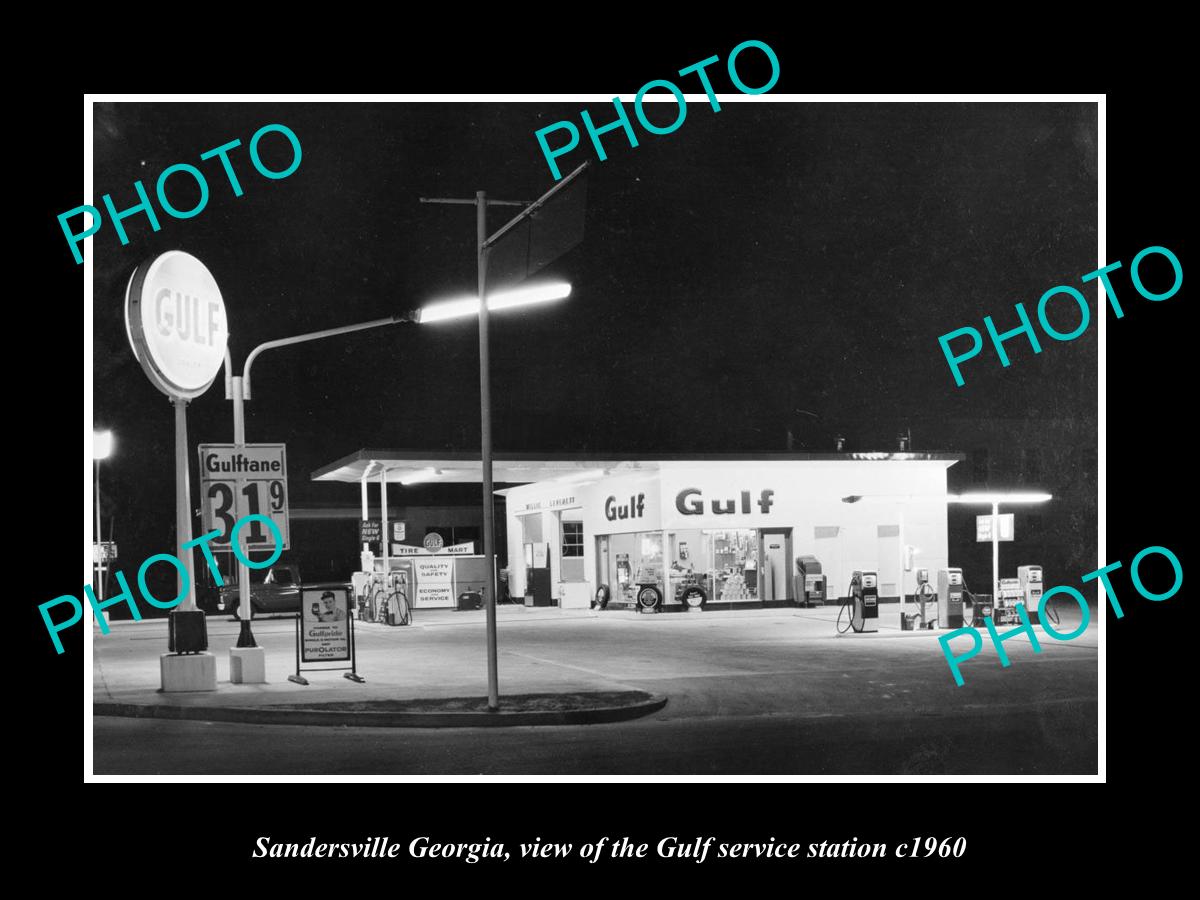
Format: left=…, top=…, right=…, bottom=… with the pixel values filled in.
left=93, top=693, right=669, bottom=729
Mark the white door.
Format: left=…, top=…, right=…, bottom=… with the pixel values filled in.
left=762, top=531, right=790, bottom=601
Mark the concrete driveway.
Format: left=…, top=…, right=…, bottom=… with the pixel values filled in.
left=92, top=604, right=1098, bottom=775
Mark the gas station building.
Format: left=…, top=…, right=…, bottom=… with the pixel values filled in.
left=312, top=451, right=964, bottom=612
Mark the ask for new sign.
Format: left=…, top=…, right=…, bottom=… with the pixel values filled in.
left=976, top=513, right=1014, bottom=542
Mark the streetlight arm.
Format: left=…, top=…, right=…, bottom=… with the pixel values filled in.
left=242, top=313, right=415, bottom=399
left=482, top=161, right=590, bottom=251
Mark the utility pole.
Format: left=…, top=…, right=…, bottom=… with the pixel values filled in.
left=420, top=192, right=528, bottom=712
left=421, top=162, right=590, bottom=712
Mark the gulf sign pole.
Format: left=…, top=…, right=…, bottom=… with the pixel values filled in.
left=125, top=251, right=228, bottom=692
left=225, top=313, right=408, bottom=664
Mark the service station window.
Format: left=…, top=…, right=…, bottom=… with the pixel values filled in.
left=561, top=521, right=584, bottom=557
left=560, top=515, right=585, bottom=583
left=707, top=529, right=759, bottom=601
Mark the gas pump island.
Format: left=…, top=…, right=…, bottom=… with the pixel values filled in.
left=900, top=566, right=1043, bottom=632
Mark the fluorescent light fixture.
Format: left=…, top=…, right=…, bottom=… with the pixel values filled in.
left=400, top=468, right=440, bottom=486
left=93, top=430, right=114, bottom=461
left=947, top=492, right=1052, bottom=504
left=416, top=282, right=572, bottom=324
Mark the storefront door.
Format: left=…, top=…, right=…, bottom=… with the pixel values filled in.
left=760, top=529, right=792, bottom=602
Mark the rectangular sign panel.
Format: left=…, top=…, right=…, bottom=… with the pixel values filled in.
left=198, top=444, right=290, bottom=551
left=414, top=557, right=455, bottom=608
left=389, top=542, right=476, bottom=557
left=93, top=542, right=119, bottom=563
left=299, top=586, right=351, bottom=662
left=976, top=513, right=1014, bottom=542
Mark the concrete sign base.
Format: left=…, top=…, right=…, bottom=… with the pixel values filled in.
left=160, top=652, right=217, bottom=692
left=230, top=647, right=267, bottom=684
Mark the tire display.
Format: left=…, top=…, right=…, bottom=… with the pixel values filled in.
left=636, top=585, right=663, bottom=612
left=680, top=585, right=707, bottom=609
left=594, top=584, right=611, bottom=610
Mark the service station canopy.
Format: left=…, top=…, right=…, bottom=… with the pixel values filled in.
left=311, top=450, right=963, bottom=489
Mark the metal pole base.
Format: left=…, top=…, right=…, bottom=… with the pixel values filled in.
left=343, top=672, right=366, bottom=684
left=287, top=674, right=309, bottom=685
left=236, top=621, right=257, bottom=648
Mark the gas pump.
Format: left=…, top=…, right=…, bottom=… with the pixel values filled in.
left=1018, top=565, right=1044, bottom=625
left=806, top=573, right=827, bottom=606
left=797, top=555, right=824, bottom=608
left=937, top=568, right=965, bottom=628
left=838, top=570, right=879, bottom=633
left=903, top=567, right=937, bottom=630
left=994, top=577, right=1024, bottom=626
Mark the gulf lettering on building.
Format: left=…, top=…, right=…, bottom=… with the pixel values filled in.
left=605, top=493, right=645, bottom=521
left=676, top=488, right=775, bottom=516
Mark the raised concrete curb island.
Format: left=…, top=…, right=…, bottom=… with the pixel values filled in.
left=93, top=692, right=669, bottom=729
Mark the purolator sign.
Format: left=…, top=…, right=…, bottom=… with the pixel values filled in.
left=124, top=250, right=228, bottom=399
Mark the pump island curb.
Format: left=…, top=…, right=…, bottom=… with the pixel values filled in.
left=93, top=691, right=669, bottom=728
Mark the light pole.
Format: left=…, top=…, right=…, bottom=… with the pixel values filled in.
left=92, top=430, right=114, bottom=624
left=407, top=281, right=571, bottom=709
left=225, top=287, right=571, bottom=655
left=226, top=314, right=412, bottom=650
left=947, top=492, right=1053, bottom=598
left=420, top=162, right=588, bottom=711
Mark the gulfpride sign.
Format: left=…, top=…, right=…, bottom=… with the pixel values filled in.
left=124, top=250, right=228, bottom=399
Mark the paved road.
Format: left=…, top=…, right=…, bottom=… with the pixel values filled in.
left=92, top=606, right=1098, bottom=775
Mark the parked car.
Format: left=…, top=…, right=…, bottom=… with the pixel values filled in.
left=212, top=563, right=302, bottom=617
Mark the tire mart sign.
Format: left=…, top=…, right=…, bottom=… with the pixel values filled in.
left=198, top=443, right=291, bottom=551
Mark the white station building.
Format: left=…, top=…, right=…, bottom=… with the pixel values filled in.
left=313, top=451, right=963, bottom=612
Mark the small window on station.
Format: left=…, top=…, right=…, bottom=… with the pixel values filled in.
left=562, top=521, right=584, bottom=557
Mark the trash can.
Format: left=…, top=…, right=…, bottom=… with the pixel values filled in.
left=168, top=609, right=208, bottom=653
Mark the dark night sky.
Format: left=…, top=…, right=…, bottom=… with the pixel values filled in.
left=91, top=100, right=1097, bottom=576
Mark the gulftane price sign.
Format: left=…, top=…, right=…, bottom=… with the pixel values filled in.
left=199, top=444, right=290, bottom=551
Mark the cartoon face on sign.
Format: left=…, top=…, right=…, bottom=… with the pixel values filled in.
left=312, top=590, right=345, bottom=622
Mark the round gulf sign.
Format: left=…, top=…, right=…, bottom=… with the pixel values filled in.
left=124, top=251, right=228, bottom=399
left=423, top=532, right=445, bottom=553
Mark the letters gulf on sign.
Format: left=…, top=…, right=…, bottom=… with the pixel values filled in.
left=124, top=251, right=228, bottom=399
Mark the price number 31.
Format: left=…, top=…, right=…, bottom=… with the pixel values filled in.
left=208, top=480, right=285, bottom=544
